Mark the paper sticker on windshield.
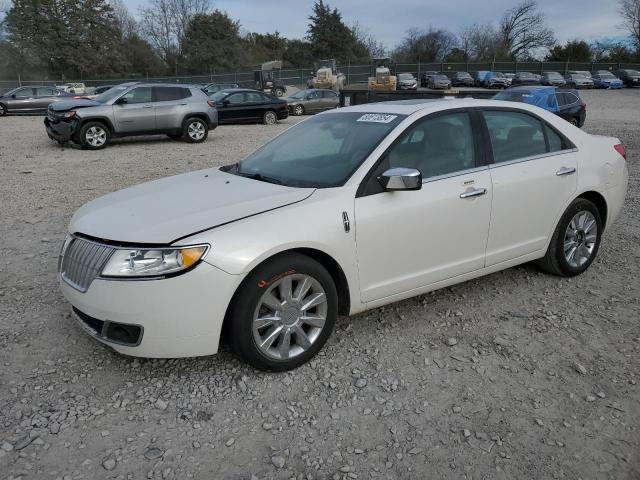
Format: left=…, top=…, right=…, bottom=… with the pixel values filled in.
left=357, top=113, right=398, bottom=124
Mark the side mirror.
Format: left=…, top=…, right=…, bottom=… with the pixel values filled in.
left=378, top=167, right=422, bottom=191
left=222, top=99, right=230, bottom=106
left=115, top=97, right=128, bottom=105
left=11, top=94, right=16, bottom=99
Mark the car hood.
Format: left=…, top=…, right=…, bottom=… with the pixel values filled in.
left=69, top=168, right=315, bottom=244
left=49, top=99, right=103, bottom=112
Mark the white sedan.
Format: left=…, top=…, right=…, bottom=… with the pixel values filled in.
left=58, top=99, right=628, bottom=370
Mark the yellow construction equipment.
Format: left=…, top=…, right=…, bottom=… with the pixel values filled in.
left=309, top=59, right=345, bottom=91
left=368, top=57, right=397, bottom=91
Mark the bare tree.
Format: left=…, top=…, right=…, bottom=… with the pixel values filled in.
left=619, top=0, right=640, bottom=51
left=352, top=22, right=387, bottom=58
left=139, top=0, right=212, bottom=62
left=110, top=0, right=138, bottom=38
left=460, top=23, right=500, bottom=61
left=499, top=0, right=554, bottom=59
left=394, top=27, right=457, bottom=62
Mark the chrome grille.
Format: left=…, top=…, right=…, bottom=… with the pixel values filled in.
left=60, top=237, right=114, bottom=292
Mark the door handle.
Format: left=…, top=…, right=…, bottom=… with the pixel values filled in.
left=460, top=187, right=487, bottom=199
left=556, top=166, right=576, bottom=176
left=142, top=105, right=153, bottom=109
left=179, top=103, right=188, bottom=106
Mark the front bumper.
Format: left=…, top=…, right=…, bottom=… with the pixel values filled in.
left=397, top=83, right=418, bottom=90
left=59, top=261, right=245, bottom=358
left=44, top=117, right=76, bottom=142
left=277, top=108, right=289, bottom=120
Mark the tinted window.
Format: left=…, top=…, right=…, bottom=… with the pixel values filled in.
left=483, top=111, right=546, bottom=163
left=387, top=112, right=475, bottom=178
left=546, top=126, right=564, bottom=152
left=322, top=90, right=338, bottom=98
left=154, top=87, right=189, bottom=102
left=14, top=88, right=33, bottom=98
left=120, top=87, right=152, bottom=104
left=230, top=112, right=405, bottom=188
left=36, top=87, right=56, bottom=96
left=245, top=92, right=265, bottom=103
left=226, top=93, right=245, bottom=104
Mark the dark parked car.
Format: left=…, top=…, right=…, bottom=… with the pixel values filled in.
left=44, top=83, right=217, bottom=149
left=451, top=71, right=474, bottom=87
left=427, top=74, right=451, bottom=90
left=209, top=89, right=288, bottom=124
left=286, top=89, right=339, bottom=116
left=396, top=73, right=418, bottom=90
left=541, top=72, right=566, bottom=87
left=511, top=72, right=541, bottom=86
left=0, top=86, right=72, bottom=115
left=616, top=69, right=640, bottom=87
left=474, top=71, right=509, bottom=89
left=564, top=73, right=594, bottom=89
left=420, top=71, right=439, bottom=87
left=494, top=86, right=586, bottom=127
left=203, top=83, right=239, bottom=95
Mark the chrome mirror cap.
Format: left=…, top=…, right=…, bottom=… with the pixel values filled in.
left=378, top=167, right=422, bottom=191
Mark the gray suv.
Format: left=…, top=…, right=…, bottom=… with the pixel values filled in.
left=44, top=83, right=218, bottom=150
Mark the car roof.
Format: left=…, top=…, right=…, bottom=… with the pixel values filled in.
left=325, top=97, right=565, bottom=116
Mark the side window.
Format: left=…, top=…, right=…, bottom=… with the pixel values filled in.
left=546, top=125, right=564, bottom=152
left=245, top=92, right=264, bottom=103
left=154, top=87, right=188, bottom=102
left=483, top=111, right=546, bottom=163
left=564, top=93, right=579, bottom=105
left=322, top=91, right=337, bottom=98
left=36, top=87, right=55, bottom=96
left=226, top=93, right=245, bottom=104
left=120, top=87, right=152, bottom=104
left=387, top=112, right=476, bottom=179
left=15, top=88, right=33, bottom=98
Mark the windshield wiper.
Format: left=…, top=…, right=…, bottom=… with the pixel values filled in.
left=235, top=168, right=284, bottom=186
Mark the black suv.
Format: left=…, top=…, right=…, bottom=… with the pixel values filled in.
left=616, top=69, right=640, bottom=87
left=451, top=71, right=474, bottom=87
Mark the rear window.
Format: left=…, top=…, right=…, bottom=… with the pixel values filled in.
left=154, top=87, right=191, bottom=102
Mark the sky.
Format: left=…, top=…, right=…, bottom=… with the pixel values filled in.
left=124, top=0, right=626, bottom=49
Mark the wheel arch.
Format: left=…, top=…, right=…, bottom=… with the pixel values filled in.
left=77, top=116, right=115, bottom=133
left=183, top=113, right=210, bottom=128
left=577, top=190, right=608, bottom=229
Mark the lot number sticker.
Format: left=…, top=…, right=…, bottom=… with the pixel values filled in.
left=357, top=113, right=398, bottom=123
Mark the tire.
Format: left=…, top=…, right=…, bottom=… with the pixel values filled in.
left=263, top=110, right=277, bottom=125
left=79, top=121, right=110, bottom=150
left=293, top=104, right=304, bottom=116
left=226, top=253, right=338, bottom=371
left=570, top=117, right=579, bottom=127
left=183, top=117, right=208, bottom=143
left=0, top=103, right=6, bottom=116
left=537, top=198, right=602, bottom=277
left=273, top=87, right=285, bottom=97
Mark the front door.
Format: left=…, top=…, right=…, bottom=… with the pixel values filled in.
left=8, top=87, right=36, bottom=112
left=113, top=86, right=155, bottom=133
left=219, top=92, right=248, bottom=122
left=355, top=110, right=492, bottom=303
left=481, top=109, right=578, bottom=266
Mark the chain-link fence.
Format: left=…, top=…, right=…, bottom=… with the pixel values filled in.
left=2, top=61, right=639, bottom=94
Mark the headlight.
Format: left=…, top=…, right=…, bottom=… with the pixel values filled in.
left=101, top=245, right=208, bottom=278
left=64, top=111, right=76, bottom=119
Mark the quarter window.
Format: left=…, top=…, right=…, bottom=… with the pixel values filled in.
left=154, top=87, right=190, bottom=102
left=483, top=111, right=547, bottom=163
left=387, top=112, right=476, bottom=179
left=322, top=90, right=338, bottom=98
left=546, top=125, right=565, bottom=152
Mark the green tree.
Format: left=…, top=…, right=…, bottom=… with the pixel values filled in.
left=283, top=39, right=316, bottom=67
left=545, top=40, right=592, bottom=62
left=244, top=31, right=288, bottom=65
left=181, top=11, right=245, bottom=74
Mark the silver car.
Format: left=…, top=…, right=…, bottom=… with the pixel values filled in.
left=428, top=74, right=452, bottom=90
left=0, top=86, right=72, bottom=115
left=44, top=83, right=218, bottom=150
left=286, top=89, right=339, bottom=116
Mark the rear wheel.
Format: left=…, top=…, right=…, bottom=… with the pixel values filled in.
left=538, top=198, right=602, bottom=277
left=226, top=253, right=338, bottom=371
left=273, top=87, right=286, bottom=97
left=293, top=104, right=304, bottom=116
left=79, top=121, right=110, bottom=150
left=570, top=117, right=579, bottom=127
left=0, top=103, right=6, bottom=116
left=183, top=117, right=208, bottom=143
left=263, top=110, right=277, bottom=125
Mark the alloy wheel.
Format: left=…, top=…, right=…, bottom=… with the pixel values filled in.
left=252, top=274, right=327, bottom=360
left=0, top=104, right=6, bottom=116
left=264, top=111, right=277, bottom=124
left=85, top=126, right=107, bottom=147
left=188, top=121, right=205, bottom=141
left=564, top=210, right=597, bottom=268
left=294, top=105, right=304, bottom=116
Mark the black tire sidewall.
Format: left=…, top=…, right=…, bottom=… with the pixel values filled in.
left=227, top=253, right=338, bottom=371
left=183, top=118, right=208, bottom=143
left=0, top=103, right=6, bottom=116
left=80, top=121, right=110, bottom=150
left=552, top=199, right=602, bottom=276
left=263, top=110, right=277, bottom=125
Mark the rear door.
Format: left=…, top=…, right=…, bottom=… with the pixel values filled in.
left=154, top=86, right=191, bottom=130
left=113, top=86, right=155, bottom=133
left=245, top=91, right=268, bottom=120
left=320, top=90, right=338, bottom=111
left=33, top=87, right=58, bottom=110
left=482, top=109, right=578, bottom=266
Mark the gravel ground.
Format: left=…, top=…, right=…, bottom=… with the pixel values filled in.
left=0, top=90, right=639, bottom=480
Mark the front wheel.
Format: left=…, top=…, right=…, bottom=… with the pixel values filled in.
left=538, top=199, right=602, bottom=277
left=293, top=104, right=304, bottom=116
left=0, top=103, right=6, bottom=116
left=79, top=121, right=110, bottom=150
left=226, top=253, right=338, bottom=371
left=183, top=117, right=208, bottom=143
left=263, top=110, right=277, bottom=125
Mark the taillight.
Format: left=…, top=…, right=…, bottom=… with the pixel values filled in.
left=614, top=144, right=626, bottom=160
left=207, top=100, right=216, bottom=107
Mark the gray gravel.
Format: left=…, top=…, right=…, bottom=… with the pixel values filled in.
left=1, top=90, right=639, bottom=479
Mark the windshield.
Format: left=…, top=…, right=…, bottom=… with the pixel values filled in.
left=457, top=72, right=471, bottom=78
left=546, top=72, right=562, bottom=78
left=225, top=112, right=406, bottom=188
left=94, top=85, right=129, bottom=103
left=571, top=74, right=586, bottom=79
left=434, top=75, right=448, bottom=80
left=2, top=87, right=24, bottom=96
left=518, top=72, right=534, bottom=78
left=494, top=72, right=505, bottom=78
left=599, top=73, right=615, bottom=79
left=289, top=90, right=311, bottom=99
left=398, top=74, right=414, bottom=80
left=625, top=69, right=640, bottom=75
